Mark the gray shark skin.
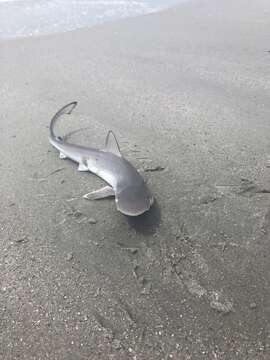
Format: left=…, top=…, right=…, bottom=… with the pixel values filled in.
left=49, top=102, right=154, bottom=216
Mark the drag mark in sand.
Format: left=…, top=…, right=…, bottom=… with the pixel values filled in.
left=160, top=224, right=234, bottom=314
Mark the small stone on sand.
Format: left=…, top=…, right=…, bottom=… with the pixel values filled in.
left=250, top=302, right=257, bottom=309
left=15, top=236, right=27, bottom=243
left=88, top=218, right=97, bottom=224
left=66, top=253, right=73, bottom=261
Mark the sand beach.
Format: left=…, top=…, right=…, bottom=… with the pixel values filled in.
left=1, top=0, right=270, bottom=358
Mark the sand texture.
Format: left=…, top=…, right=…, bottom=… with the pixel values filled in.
left=1, top=0, right=270, bottom=358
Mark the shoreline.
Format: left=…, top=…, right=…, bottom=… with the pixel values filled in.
left=0, top=0, right=188, bottom=42
left=1, top=0, right=270, bottom=358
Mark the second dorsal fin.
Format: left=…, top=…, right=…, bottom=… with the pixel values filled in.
left=104, top=130, right=122, bottom=157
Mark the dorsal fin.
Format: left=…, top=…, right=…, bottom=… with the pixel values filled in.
left=104, top=130, right=122, bottom=157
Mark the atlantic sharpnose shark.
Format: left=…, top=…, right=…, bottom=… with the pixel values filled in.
left=49, top=102, right=154, bottom=216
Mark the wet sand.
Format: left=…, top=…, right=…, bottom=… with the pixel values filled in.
left=1, top=0, right=270, bottom=358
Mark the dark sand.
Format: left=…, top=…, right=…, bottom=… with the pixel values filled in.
left=1, top=0, right=270, bottom=358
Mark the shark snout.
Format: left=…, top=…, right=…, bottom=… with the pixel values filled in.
left=115, top=184, right=154, bottom=217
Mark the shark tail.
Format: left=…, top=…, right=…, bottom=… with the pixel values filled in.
left=49, top=102, right=78, bottom=140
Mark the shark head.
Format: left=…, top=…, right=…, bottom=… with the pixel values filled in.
left=115, top=183, right=154, bottom=217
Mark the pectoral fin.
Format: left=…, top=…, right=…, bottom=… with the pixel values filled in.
left=83, top=186, right=115, bottom=200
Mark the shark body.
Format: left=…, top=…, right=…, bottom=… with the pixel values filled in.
left=49, top=102, right=154, bottom=216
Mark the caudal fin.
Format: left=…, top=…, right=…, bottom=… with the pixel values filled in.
left=49, top=102, right=77, bottom=140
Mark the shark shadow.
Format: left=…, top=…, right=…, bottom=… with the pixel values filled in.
left=125, top=199, right=161, bottom=236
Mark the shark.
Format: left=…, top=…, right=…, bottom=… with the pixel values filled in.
left=49, top=102, right=154, bottom=216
